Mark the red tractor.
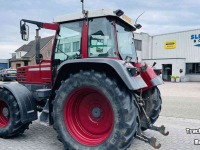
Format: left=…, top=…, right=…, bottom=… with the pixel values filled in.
left=0, top=1, right=168, bottom=149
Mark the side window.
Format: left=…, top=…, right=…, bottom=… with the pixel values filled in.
left=54, top=21, right=83, bottom=61
left=88, top=18, right=117, bottom=57
left=134, top=39, right=142, bottom=51
left=64, top=43, right=71, bottom=53
left=73, top=41, right=80, bottom=52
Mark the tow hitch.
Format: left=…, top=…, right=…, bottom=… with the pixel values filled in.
left=136, top=128, right=161, bottom=149
left=136, top=96, right=169, bottom=149
left=140, top=104, right=169, bottom=136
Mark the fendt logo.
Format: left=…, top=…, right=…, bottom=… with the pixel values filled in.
left=191, top=34, right=200, bottom=47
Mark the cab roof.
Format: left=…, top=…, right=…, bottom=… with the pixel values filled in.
left=53, top=8, right=135, bottom=29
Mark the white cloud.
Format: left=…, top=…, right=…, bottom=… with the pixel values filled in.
left=0, top=44, right=20, bottom=59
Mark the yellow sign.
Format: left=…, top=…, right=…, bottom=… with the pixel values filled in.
left=123, top=14, right=132, bottom=24
left=165, top=41, right=176, bottom=49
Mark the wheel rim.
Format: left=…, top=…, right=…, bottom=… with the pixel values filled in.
left=64, top=87, right=114, bottom=146
left=0, top=99, right=10, bottom=127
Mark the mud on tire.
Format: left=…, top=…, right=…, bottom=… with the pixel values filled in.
left=53, top=70, right=139, bottom=150
left=0, top=88, right=30, bottom=138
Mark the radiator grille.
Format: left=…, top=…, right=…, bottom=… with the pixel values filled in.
left=17, top=68, right=27, bottom=82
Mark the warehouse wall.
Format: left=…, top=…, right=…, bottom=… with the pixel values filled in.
left=185, top=75, right=200, bottom=82
left=0, top=59, right=9, bottom=69
left=134, top=32, right=151, bottom=60
left=152, top=29, right=200, bottom=63
left=142, top=58, right=186, bottom=77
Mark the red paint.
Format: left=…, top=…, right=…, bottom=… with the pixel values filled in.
left=17, top=64, right=51, bottom=85
left=50, top=30, right=59, bottom=87
left=0, top=99, right=10, bottom=128
left=4, top=71, right=8, bottom=76
left=64, top=87, right=114, bottom=146
left=134, top=63, right=158, bottom=91
left=81, top=20, right=88, bottom=58
left=42, top=23, right=59, bottom=30
left=113, top=21, right=121, bottom=60
left=40, top=59, right=51, bottom=63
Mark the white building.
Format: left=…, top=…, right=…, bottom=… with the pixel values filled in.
left=135, top=29, right=200, bottom=82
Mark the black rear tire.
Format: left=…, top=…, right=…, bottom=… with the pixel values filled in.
left=140, top=87, right=162, bottom=131
left=53, top=70, right=139, bottom=150
left=0, top=88, right=30, bottom=138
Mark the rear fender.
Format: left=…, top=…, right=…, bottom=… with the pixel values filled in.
left=48, top=58, right=147, bottom=125
left=135, top=63, right=163, bottom=91
left=0, top=83, right=38, bottom=124
left=56, top=58, right=147, bottom=91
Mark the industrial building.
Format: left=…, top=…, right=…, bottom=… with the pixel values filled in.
left=135, top=28, right=200, bottom=82
left=0, top=59, right=10, bottom=70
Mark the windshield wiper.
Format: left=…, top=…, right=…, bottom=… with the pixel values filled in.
left=56, top=39, right=69, bottom=58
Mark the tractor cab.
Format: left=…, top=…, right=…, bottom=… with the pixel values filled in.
left=52, top=9, right=138, bottom=64
left=53, top=9, right=136, bottom=62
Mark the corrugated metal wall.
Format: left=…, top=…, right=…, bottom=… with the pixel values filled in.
left=152, top=29, right=200, bottom=62
left=0, top=59, right=9, bottom=69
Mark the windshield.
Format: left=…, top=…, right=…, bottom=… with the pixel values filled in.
left=54, top=21, right=83, bottom=61
left=88, top=18, right=117, bottom=57
left=116, top=20, right=137, bottom=62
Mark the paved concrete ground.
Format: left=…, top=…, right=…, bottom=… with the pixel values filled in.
left=0, top=81, right=200, bottom=150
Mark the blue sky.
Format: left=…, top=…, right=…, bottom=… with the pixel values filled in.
left=1, top=0, right=200, bottom=59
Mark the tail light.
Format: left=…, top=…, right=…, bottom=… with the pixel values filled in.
left=4, top=71, right=8, bottom=76
left=136, top=67, right=141, bottom=73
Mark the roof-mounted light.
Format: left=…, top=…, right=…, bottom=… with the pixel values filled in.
left=114, top=9, right=124, bottom=17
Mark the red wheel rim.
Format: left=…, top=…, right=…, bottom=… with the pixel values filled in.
left=0, top=99, right=10, bottom=127
left=64, top=87, right=114, bottom=146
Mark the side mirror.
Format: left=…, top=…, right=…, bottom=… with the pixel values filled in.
left=20, top=21, right=29, bottom=41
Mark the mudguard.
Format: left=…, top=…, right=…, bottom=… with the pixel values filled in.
left=151, top=76, right=163, bottom=86
left=57, top=58, right=147, bottom=90
left=0, top=83, right=38, bottom=124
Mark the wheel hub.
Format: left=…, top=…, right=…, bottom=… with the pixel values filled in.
left=92, top=107, right=102, bottom=118
left=64, top=87, right=114, bottom=146
left=0, top=99, right=10, bottom=127
left=3, top=107, right=9, bottom=118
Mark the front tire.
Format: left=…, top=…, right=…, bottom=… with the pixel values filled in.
left=140, top=87, right=162, bottom=131
left=0, top=88, right=30, bottom=138
left=53, top=70, right=139, bottom=150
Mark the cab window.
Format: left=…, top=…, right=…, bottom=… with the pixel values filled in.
left=54, top=21, right=83, bottom=61
left=88, top=18, right=117, bottom=58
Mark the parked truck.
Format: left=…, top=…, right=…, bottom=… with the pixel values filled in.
left=0, top=1, right=168, bottom=149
